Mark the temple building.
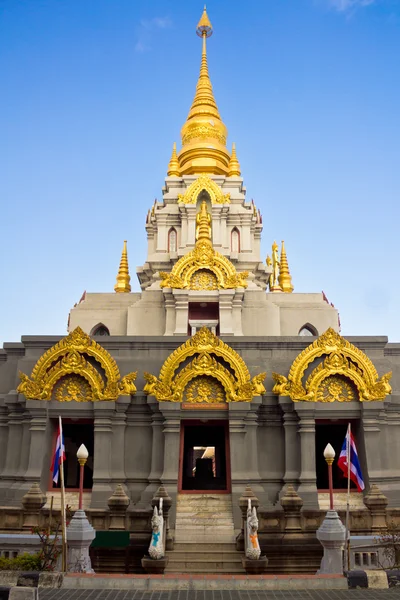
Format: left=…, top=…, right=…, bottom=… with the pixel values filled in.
left=0, top=7, right=399, bottom=573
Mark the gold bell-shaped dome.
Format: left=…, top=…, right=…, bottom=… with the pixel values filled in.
left=178, top=7, right=230, bottom=176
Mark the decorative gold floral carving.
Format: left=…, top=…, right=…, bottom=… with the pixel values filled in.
left=272, top=327, right=392, bottom=402
left=144, top=326, right=266, bottom=403
left=17, top=327, right=137, bottom=401
left=190, top=269, right=218, bottom=290
left=182, top=125, right=227, bottom=147
left=316, top=376, right=355, bottom=403
left=55, top=375, right=92, bottom=402
left=177, top=174, right=230, bottom=205
left=185, top=376, right=225, bottom=403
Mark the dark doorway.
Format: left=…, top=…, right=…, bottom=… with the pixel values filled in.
left=315, top=421, right=358, bottom=490
left=51, top=421, right=94, bottom=490
left=180, top=422, right=230, bottom=492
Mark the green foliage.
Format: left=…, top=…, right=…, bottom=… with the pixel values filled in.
left=0, top=552, right=41, bottom=571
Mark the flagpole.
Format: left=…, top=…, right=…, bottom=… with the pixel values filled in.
left=59, top=416, right=68, bottom=572
left=344, top=423, right=351, bottom=571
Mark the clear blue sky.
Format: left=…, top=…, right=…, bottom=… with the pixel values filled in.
left=0, top=0, right=399, bottom=344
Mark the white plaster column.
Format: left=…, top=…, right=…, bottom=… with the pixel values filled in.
left=241, top=214, right=253, bottom=253
left=156, top=214, right=169, bottom=252
left=295, top=404, right=318, bottom=508
left=173, top=290, right=189, bottom=335
left=179, top=205, right=188, bottom=251
left=219, top=290, right=235, bottom=336
left=232, top=290, right=244, bottom=336
left=211, top=205, right=223, bottom=248
left=186, top=206, right=197, bottom=248
left=163, top=291, right=175, bottom=336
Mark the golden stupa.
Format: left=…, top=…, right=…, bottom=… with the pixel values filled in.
left=177, top=7, right=231, bottom=176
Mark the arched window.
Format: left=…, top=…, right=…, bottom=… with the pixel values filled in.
left=299, top=324, right=318, bottom=337
left=91, top=324, right=110, bottom=336
left=168, top=228, right=177, bottom=253
left=231, top=228, right=240, bottom=253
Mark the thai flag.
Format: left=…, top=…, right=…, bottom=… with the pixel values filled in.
left=51, top=419, right=66, bottom=484
left=338, top=425, right=365, bottom=492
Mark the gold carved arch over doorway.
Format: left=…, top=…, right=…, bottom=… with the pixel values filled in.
left=177, top=174, right=230, bottom=205
left=272, top=327, right=392, bottom=402
left=17, top=327, right=137, bottom=401
left=144, top=327, right=266, bottom=403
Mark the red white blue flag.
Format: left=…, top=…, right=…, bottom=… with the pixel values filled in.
left=338, top=425, right=365, bottom=492
left=51, top=419, right=66, bottom=484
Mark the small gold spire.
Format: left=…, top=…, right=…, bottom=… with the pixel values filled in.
left=278, top=240, right=294, bottom=293
left=196, top=200, right=212, bottom=243
left=178, top=7, right=230, bottom=176
left=228, top=143, right=241, bottom=177
left=114, top=240, right=131, bottom=293
left=167, top=142, right=180, bottom=177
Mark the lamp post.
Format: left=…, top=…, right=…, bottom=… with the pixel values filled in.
left=76, top=444, right=89, bottom=510
left=324, top=443, right=335, bottom=510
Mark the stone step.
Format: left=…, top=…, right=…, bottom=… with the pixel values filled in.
left=175, top=535, right=236, bottom=543
left=175, top=515, right=233, bottom=529
left=166, top=551, right=241, bottom=561
left=165, top=568, right=245, bottom=574
left=172, top=542, right=238, bottom=552
left=166, top=560, right=243, bottom=571
left=176, top=503, right=233, bottom=510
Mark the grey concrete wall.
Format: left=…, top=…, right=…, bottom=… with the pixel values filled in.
left=0, top=334, right=398, bottom=517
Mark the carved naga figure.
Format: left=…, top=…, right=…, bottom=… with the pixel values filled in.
left=148, top=498, right=165, bottom=560
left=245, top=498, right=261, bottom=560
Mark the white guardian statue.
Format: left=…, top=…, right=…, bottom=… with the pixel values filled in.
left=148, top=498, right=165, bottom=560
left=245, top=498, right=261, bottom=560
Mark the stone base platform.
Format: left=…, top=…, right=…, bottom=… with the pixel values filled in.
left=62, top=573, right=347, bottom=591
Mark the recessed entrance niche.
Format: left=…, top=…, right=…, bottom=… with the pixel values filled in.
left=179, top=422, right=230, bottom=492
left=315, top=421, right=359, bottom=490
left=51, top=420, right=94, bottom=490
left=188, top=302, right=219, bottom=336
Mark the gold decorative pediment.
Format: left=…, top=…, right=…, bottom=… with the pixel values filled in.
left=177, top=175, right=230, bottom=205
left=17, top=327, right=137, bottom=401
left=144, top=326, right=266, bottom=403
left=272, top=327, right=392, bottom=402
left=160, top=241, right=248, bottom=290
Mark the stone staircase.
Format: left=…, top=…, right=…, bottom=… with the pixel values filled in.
left=165, top=493, right=245, bottom=574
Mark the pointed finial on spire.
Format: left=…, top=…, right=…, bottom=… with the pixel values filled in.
left=278, top=240, right=294, bottom=293
left=228, top=142, right=241, bottom=177
left=167, top=142, right=180, bottom=177
left=196, top=5, right=213, bottom=37
left=114, top=241, right=131, bottom=293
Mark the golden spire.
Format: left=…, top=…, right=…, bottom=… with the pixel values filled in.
left=114, top=240, right=131, bottom=293
left=178, top=7, right=230, bottom=176
left=228, top=143, right=241, bottom=177
left=278, top=240, right=294, bottom=293
left=167, top=142, right=180, bottom=177
left=196, top=199, right=212, bottom=243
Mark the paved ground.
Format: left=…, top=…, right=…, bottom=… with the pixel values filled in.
left=39, top=590, right=400, bottom=599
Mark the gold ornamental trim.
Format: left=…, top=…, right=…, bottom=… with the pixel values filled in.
left=144, top=326, right=266, bottom=403
left=17, top=327, right=137, bottom=401
left=177, top=175, right=230, bottom=205
left=272, top=327, right=392, bottom=402
left=160, top=242, right=248, bottom=290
